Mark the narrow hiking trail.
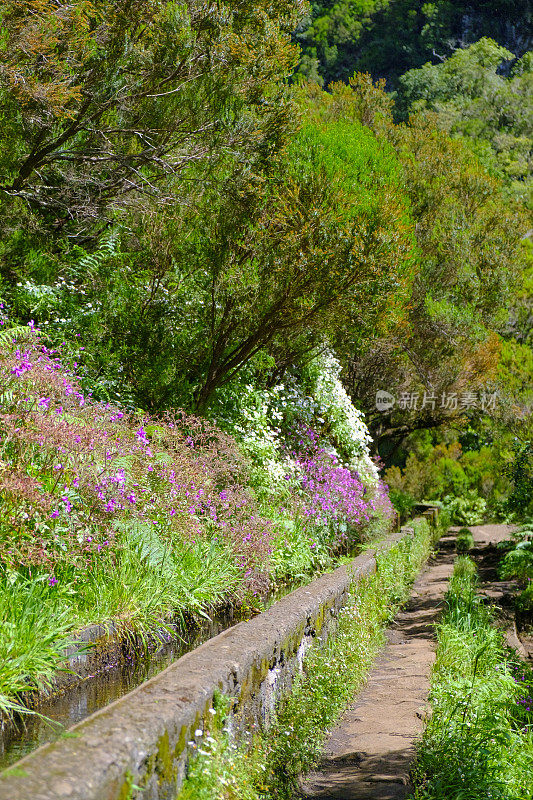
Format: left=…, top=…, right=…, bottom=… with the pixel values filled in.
left=469, top=523, right=532, bottom=662
left=299, top=524, right=518, bottom=800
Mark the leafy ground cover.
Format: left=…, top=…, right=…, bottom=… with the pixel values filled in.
left=0, top=319, right=393, bottom=718
left=410, top=556, right=533, bottom=800
left=176, top=517, right=441, bottom=800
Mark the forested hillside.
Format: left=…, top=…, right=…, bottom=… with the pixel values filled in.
left=0, top=0, right=531, bottom=722
left=295, top=0, right=532, bottom=85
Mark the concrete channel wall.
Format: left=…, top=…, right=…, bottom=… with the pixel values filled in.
left=0, top=514, right=437, bottom=800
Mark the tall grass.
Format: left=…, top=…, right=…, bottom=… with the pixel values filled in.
left=0, top=574, right=76, bottom=718
left=410, top=557, right=533, bottom=800
left=76, top=536, right=242, bottom=631
left=0, top=536, right=243, bottom=719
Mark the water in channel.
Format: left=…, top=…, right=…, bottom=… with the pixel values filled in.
left=0, top=606, right=250, bottom=771
left=0, top=557, right=340, bottom=772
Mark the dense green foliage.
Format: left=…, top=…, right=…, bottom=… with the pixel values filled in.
left=499, top=519, right=533, bottom=620
left=293, top=7, right=533, bottom=521
left=295, top=0, right=532, bottom=86
left=309, top=76, right=530, bottom=478
left=0, top=322, right=395, bottom=716
left=384, top=428, right=509, bottom=521
left=0, top=0, right=532, bottom=739
left=396, top=39, right=533, bottom=204
left=0, top=93, right=417, bottom=414
left=0, top=0, right=302, bottom=223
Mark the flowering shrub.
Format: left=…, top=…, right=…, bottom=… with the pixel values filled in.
left=305, top=352, right=377, bottom=483
left=0, top=319, right=273, bottom=595
left=0, top=308, right=395, bottom=713
left=213, top=355, right=394, bottom=573
left=0, top=312, right=394, bottom=595
left=286, top=426, right=392, bottom=539
left=0, top=313, right=395, bottom=715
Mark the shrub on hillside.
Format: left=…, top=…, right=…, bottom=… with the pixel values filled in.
left=443, top=493, right=487, bottom=526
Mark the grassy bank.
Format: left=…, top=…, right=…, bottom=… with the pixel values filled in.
left=410, top=556, right=533, bottom=800
left=177, top=517, right=440, bottom=800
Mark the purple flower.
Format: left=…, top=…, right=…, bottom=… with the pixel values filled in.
left=135, top=426, right=149, bottom=445
left=11, top=358, right=33, bottom=376
left=114, top=469, right=126, bottom=486
left=61, top=496, right=73, bottom=514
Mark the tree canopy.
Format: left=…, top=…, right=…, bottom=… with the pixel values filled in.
left=395, top=38, right=533, bottom=204
left=0, top=0, right=303, bottom=226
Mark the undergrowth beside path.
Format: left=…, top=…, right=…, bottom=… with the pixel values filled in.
left=177, top=517, right=440, bottom=800
left=409, top=556, right=533, bottom=800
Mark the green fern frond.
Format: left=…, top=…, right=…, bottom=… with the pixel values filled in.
left=115, top=520, right=175, bottom=575
left=0, top=325, right=33, bottom=349
left=153, top=452, right=174, bottom=467
left=71, top=230, right=120, bottom=280
left=0, top=390, right=15, bottom=405
left=108, top=455, right=135, bottom=476
left=61, top=412, right=92, bottom=428
left=17, top=283, right=61, bottom=315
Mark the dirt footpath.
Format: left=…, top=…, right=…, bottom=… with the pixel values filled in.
left=299, top=524, right=517, bottom=800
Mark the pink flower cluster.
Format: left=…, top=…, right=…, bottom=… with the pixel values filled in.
left=290, top=426, right=393, bottom=544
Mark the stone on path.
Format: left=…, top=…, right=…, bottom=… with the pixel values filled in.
left=298, top=534, right=456, bottom=800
